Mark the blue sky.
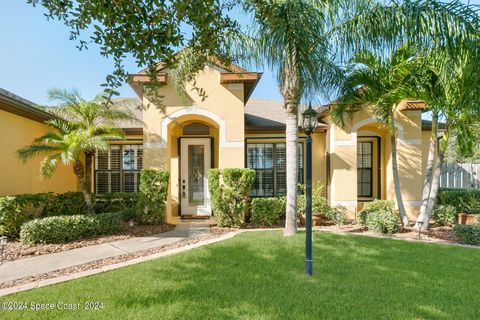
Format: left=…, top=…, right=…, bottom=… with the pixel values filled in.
left=0, top=1, right=281, bottom=105
left=0, top=1, right=478, bottom=106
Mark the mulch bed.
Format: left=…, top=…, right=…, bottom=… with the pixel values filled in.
left=243, top=221, right=458, bottom=244
left=0, top=227, right=234, bottom=290
left=314, top=223, right=457, bottom=244
left=2, top=223, right=175, bottom=262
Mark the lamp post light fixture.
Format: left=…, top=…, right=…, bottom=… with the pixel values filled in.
left=128, top=219, right=135, bottom=236
left=416, top=221, right=424, bottom=239
left=302, top=103, right=318, bottom=276
left=0, top=236, right=7, bottom=264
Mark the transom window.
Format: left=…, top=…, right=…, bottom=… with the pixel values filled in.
left=95, top=144, right=143, bottom=194
left=357, top=141, right=373, bottom=197
left=247, top=142, right=304, bottom=197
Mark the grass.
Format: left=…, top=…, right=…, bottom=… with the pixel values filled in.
left=1, top=231, right=479, bottom=320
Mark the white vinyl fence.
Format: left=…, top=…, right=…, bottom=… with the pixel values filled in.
left=440, top=163, right=480, bottom=189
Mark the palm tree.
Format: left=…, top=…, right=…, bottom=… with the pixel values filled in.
left=18, top=88, right=140, bottom=214
left=331, top=48, right=417, bottom=226
left=415, top=49, right=480, bottom=229
left=240, top=0, right=341, bottom=236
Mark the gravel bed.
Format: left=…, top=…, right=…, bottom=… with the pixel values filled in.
left=0, top=227, right=234, bottom=290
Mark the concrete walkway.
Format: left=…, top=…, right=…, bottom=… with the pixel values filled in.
left=0, top=224, right=209, bottom=284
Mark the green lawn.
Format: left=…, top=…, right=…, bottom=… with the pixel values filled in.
left=1, top=231, right=479, bottom=320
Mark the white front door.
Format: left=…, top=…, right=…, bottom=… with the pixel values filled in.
left=180, top=138, right=212, bottom=215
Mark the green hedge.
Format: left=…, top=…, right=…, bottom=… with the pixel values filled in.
left=0, top=192, right=141, bottom=238
left=359, top=200, right=400, bottom=234
left=138, top=169, right=169, bottom=224
left=95, top=193, right=141, bottom=214
left=208, top=168, right=255, bottom=227
left=19, top=211, right=125, bottom=245
left=438, top=189, right=480, bottom=215
left=453, top=224, right=480, bottom=245
left=251, top=197, right=285, bottom=226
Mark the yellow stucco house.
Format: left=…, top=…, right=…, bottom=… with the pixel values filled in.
left=0, top=61, right=435, bottom=224
left=0, top=88, right=77, bottom=195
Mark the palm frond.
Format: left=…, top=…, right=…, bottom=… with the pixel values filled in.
left=47, top=87, right=83, bottom=106
left=17, top=144, right=62, bottom=162
left=39, top=154, right=61, bottom=179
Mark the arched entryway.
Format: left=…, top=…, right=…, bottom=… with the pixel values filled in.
left=164, top=114, right=220, bottom=220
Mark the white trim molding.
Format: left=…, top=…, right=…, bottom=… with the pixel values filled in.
left=144, top=142, right=166, bottom=149
left=333, top=117, right=420, bottom=146
left=401, top=139, right=422, bottom=145
left=160, top=107, right=244, bottom=148
left=333, top=200, right=358, bottom=207
left=404, top=200, right=422, bottom=207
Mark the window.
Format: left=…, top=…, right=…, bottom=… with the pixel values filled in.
left=247, top=142, right=304, bottom=197
left=95, top=144, right=143, bottom=193
left=357, top=141, right=373, bottom=197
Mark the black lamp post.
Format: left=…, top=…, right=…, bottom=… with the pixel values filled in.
left=302, top=103, right=318, bottom=276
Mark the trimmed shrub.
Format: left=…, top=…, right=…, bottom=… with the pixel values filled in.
left=19, top=212, right=124, bottom=244
left=251, top=197, right=285, bottom=226
left=208, top=168, right=255, bottom=227
left=433, top=205, right=457, bottom=226
left=50, top=192, right=88, bottom=216
left=0, top=197, right=23, bottom=238
left=330, top=205, right=349, bottom=226
left=297, top=183, right=330, bottom=216
left=359, top=200, right=400, bottom=233
left=0, top=192, right=142, bottom=238
left=138, top=169, right=169, bottom=224
left=437, top=189, right=480, bottom=214
left=94, top=192, right=141, bottom=213
left=453, top=224, right=480, bottom=245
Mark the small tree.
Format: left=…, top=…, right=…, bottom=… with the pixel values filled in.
left=17, top=88, right=139, bottom=214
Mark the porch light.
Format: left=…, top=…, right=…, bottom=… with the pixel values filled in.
left=302, top=103, right=318, bottom=135
left=301, top=103, right=318, bottom=277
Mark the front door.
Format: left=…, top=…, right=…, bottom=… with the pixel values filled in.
left=180, top=138, right=212, bottom=215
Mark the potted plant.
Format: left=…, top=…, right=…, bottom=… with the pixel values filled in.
left=458, top=213, right=478, bottom=225
left=297, top=183, right=329, bottom=226
left=457, top=199, right=480, bottom=225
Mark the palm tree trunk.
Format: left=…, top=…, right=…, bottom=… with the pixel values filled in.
left=84, top=153, right=95, bottom=214
left=73, top=159, right=94, bottom=215
left=424, top=136, right=447, bottom=224
left=416, top=112, right=438, bottom=231
left=390, top=125, right=409, bottom=226
left=284, top=101, right=298, bottom=236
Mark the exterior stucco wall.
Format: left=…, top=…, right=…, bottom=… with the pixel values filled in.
left=326, top=107, right=426, bottom=221
left=140, top=65, right=245, bottom=223
left=0, top=109, right=78, bottom=195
